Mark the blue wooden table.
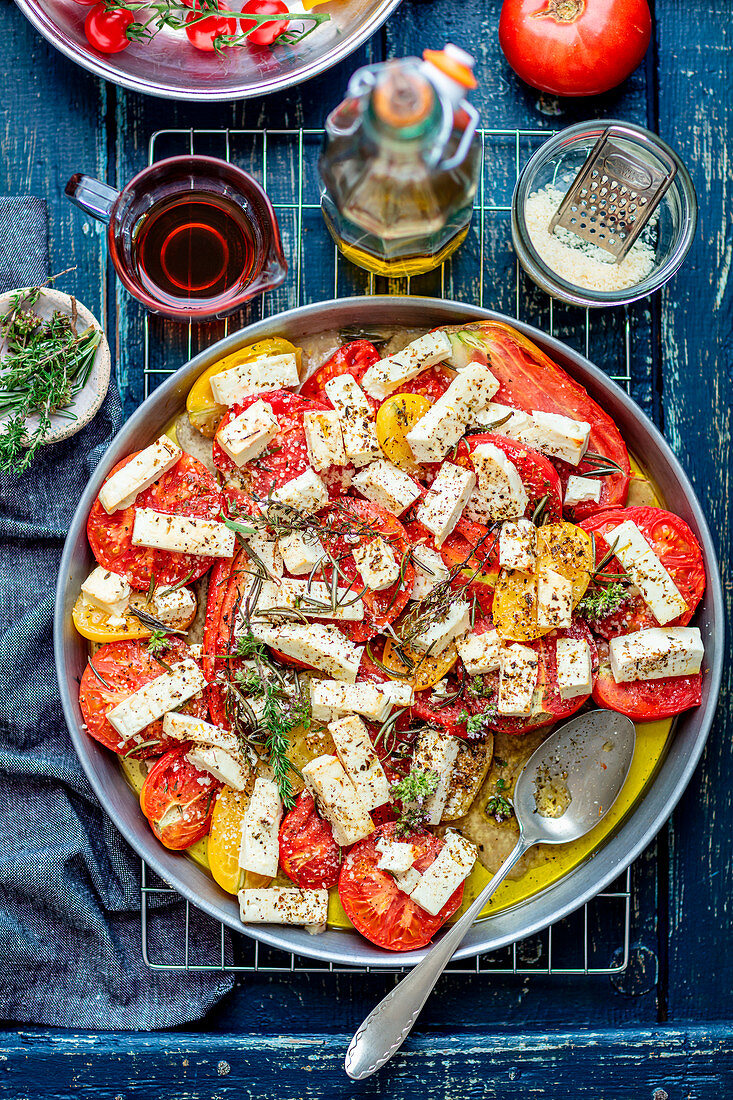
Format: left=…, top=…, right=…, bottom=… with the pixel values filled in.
left=1, top=0, right=732, bottom=1093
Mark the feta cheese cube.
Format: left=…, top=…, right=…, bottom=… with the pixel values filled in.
left=238, top=887, right=329, bottom=927
left=245, top=532, right=284, bottom=579
left=456, top=628, right=501, bottom=676
left=352, top=459, right=421, bottom=516
left=465, top=442, right=529, bottom=523
left=303, top=409, right=347, bottom=472
left=527, top=410, right=591, bottom=466
left=605, top=520, right=688, bottom=625
left=239, top=777, right=282, bottom=878
left=564, top=475, right=602, bottom=507
left=537, top=567, right=573, bottom=629
left=405, top=363, right=499, bottom=463
left=410, top=544, right=450, bottom=600
left=278, top=530, right=324, bottom=575
left=250, top=577, right=364, bottom=622
left=555, top=637, right=593, bottom=700
left=378, top=681, right=415, bottom=709
left=416, top=461, right=476, bottom=546
left=162, top=712, right=244, bottom=760
left=328, top=714, right=390, bottom=811
left=98, top=435, right=182, bottom=514
left=81, top=567, right=131, bottom=620
left=249, top=621, right=363, bottom=682
left=185, top=744, right=249, bottom=791
left=411, top=599, right=471, bottom=656
left=107, top=658, right=206, bottom=744
left=352, top=537, right=400, bottom=591
left=609, top=627, right=704, bottom=683
left=302, top=754, right=374, bottom=846
left=132, top=510, right=236, bottom=558
left=473, top=402, right=535, bottom=437
left=215, top=399, right=279, bottom=467
left=150, top=585, right=197, bottom=626
left=498, top=644, right=539, bottom=716
left=393, top=866, right=423, bottom=896
left=376, top=839, right=415, bottom=876
left=309, top=680, right=392, bottom=723
left=270, top=468, right=330, bottom=515
left=209, top=353, right=300, bottom=406
left=412, top=729, right=460, bottom=825
left=409, top=830, right=477, bottom=916
left=361, top=331, right=453, bottom=400
left=499, top=518, right=537, bottom=571
left=323, top=374, right=381, bottom=466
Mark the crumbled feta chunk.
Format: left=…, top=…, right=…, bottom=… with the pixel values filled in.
left=107, top=659, right=206, bottom=744
left=324, top=374, right=381, bottom=466
left=605, top=520, right=688, bottom=625
left=537, top=567, right=573, bottom=629
left=209, top=353, right=300, bottom=406
left=215, top=399, right=279, bottom=467
left=98, top=435, right=181, bottom=514
left=466, top=442, right=528, bottom=523
left=302, top=754, right=374, bottom=846
left=81, top=567, right=131, bottom=619
left=376, top=838, right=415, bottom=876
left=249, top=621, right=363, bottom=682
left=303, top=409, right=347, bottom=472
left=270, top=468, right=330, bottom=515
left=352, top=537, right=400, bottom=591
left=412, top=729, right=460, bottom=825
left=309, top=680, right=393, bottom=723
left=405, top=363, right=499, bottom=463
left=416, top=461, right=476, bottom=546
left=150, top=585, right=197, bottom=626
left=352, top=459, right=421, bottom=516
left=499, top=518, right=537, bottom=571
left=278, top=530, right=324, bottom=575
left=132, top=510, right=236, bottom=558
left=409, top=830, right=477, bottom=916
left=329, top=714, right=390, bottom=811
left=247, top=576, right=364, bottom=622
left=609, top=627, right=704, bottom=683
left=411, top=600, right=471, bottom=656
left=410, top=544, right=450, bottom=600
left=185, top=744, right=250, bottom=790
left=456, top=628, right=501, bottom=676
left=239, top=777, right=282, bottom=878
left=498, top=644, right=539, bottom=716
left=361, top=331, right=453, bottom=400
left=564, top=475, right=602, bottom=507
left=555, top=637, right=593, bottom=700
left=238, top=886, right=329, bottom=927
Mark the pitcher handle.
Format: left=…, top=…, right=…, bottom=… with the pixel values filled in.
left=439, top=103, right=480, bottom=173
left=64, top=174, right=120, bottom=224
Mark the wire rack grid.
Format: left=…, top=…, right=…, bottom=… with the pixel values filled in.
left=137, top=125, right=638, bottom=976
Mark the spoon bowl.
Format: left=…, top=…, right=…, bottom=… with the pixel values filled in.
left=515, top=710, right=636, bottom=847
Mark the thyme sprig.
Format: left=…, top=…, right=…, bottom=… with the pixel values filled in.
left=389, top=767, right=439, bottom=837
left=0, top=282, right=102, bottom=473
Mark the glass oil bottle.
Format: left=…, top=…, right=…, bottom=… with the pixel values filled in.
left=318, top=46, right=481, bottom=279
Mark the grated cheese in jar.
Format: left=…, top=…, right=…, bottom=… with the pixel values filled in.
left=524, top=184, right=657, bottom=292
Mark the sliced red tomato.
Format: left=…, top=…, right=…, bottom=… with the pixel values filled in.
left=439, top=515, right=501, bottom=585
left=300, top=340, right=380, bottom=405
left=467, top=621, right=598, bottom=735
left=411, top=676, right=472, bottom=738
left=338, top=823, right=464, bottom=951
left=213, top=389, right=352, bottom=506
left=140, top=745, right=221, bottom=850
left=394, top=365, right=453, bottom=404
left=463, top=433, right=563, bottom=522
left=79, top=638, right=209, bottom=757
left=580, top=507, right=706, bottom=638
left=87, top=451, right=224, bottom=591
left=450, top=321, right=630, bottom=513
left=592, top=640, right=702, bottom=721
left=279, top=792, right=341, bottom=889
left=320, top=499, right=415, bottom=644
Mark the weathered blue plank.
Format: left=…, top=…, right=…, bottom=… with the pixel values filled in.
left=0, top=1026, right=731, bottom=1098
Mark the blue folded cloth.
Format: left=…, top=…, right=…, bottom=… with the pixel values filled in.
left=0, top=199, right=235, bottom=1028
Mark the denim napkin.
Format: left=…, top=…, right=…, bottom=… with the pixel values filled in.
left=0, top=199, right=235, bottom=1028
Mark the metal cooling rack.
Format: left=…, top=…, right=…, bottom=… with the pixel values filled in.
left=136, top=125, right=638, bottom=976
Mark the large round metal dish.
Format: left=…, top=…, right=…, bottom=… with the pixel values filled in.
left=13, top=0, right=400, bottom=102
left=54, top=297, right=724, bottom=967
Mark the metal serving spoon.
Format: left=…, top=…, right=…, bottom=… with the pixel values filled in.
left=345, top=709, right=636, bottom=1080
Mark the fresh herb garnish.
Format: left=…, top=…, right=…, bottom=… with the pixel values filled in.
left=389, top=767, right=439, bottom=836
left=0, top=281, right=102, bottom=474
left=576, top=581, right=629, bottom=623
left=147, top=629, right=171, bottom=656
left=486, top=793, right=514, bottom=823
left=458, top=709, right=495, bottom=740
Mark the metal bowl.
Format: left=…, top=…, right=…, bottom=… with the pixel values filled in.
left=54, top=296, right=724, bottom=967
left=14, top=0, right=401, bottom=102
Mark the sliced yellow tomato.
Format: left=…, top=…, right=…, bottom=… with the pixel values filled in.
left=375, top=393, right=431, bottom=475
left=492, top=568, right=539, bottom=643
left=72, top=590, right=198, bottom=643
left=381, top=639, right=458, bottom=690
left=536, top=522, right=593, bottom=605
left=186, top=338, right=302, bottom=437
left=207, top=786, right=272, bottom=895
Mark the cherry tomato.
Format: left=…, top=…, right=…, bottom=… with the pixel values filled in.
left=240, top=0, right=290, bottom=46
left=498, top=0, right=652, bottom=97
left=141, top=746, right=221, bottom=850
left=339, top=823, right=464, bottom=951
left=78, top=638, right=209, bottom=757
left=279, top=792, right=341, bottom=889
left=87, top=451, right=224, bottom=591
left=186, top=0, right=237, bottom=51
left=592, top=640, right=702, bottom=721
left=580, top=507, right=706, bottom=638
left=300, top=340, right=380, bottom=405
left=84, top=4, right=134, bottom=53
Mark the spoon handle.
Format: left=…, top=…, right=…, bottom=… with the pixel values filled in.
left=344, top=835, right=531, bottom=1080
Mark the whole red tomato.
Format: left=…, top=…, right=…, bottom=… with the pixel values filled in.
left=240, top=0, right=290, bottom=46
left=186, top=0, right=238, bottom=51
left=84, top=4, right=134, bottom=53
left=499, top=0, right=652, bottom=97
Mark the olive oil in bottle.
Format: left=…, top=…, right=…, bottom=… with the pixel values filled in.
left=319, top=46, right=481, bottom=278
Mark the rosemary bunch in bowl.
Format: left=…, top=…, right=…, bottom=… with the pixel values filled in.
left=0, top=286, right=101, bottom=474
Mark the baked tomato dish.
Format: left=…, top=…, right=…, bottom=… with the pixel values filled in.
left=73, top=321, right=707, bottom=950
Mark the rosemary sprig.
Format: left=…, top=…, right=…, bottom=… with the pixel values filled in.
left=0, top=286, right=102, bottom=474
left=122, top=738, right=161, bottom=759
left=87, top=657, right=113, bottom=691
left=156, top=567, right=196, bottom=599
left=131, top=605, right=185, bottom=634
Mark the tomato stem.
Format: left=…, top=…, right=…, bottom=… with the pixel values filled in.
left=532, top=0, right=585, bottom=23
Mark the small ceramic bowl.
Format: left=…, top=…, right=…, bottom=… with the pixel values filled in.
left=0, top=286, right=111, bottom=448
left=511, top=120, right=698, bottom=308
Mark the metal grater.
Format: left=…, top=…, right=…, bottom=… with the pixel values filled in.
left=549, top=126, right=677, bottom=262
